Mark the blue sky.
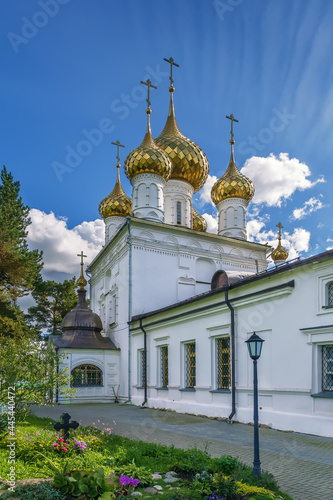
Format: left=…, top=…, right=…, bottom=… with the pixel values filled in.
left=1, top=0, right=332, bottom=280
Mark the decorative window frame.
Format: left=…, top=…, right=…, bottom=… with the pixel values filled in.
left=180, top=341, right=196, bottom=391
left=317, top=273, right=333, bottom=316
left=156, top=345, right=169, bottom=389
left=71, top=364, right=103, bottom=387
left=207, top=325, right=231, bottom=393
left=137, top=349, right=146, bottom=389
left=300, top=325, right=333, bottom=397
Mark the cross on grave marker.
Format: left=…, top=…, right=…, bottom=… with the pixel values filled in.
left=53, top=413, right=79, bottom=442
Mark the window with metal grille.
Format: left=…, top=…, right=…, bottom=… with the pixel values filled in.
left=185, top=342, right=196, bottom=388
left=328, top=282, right=333, bottom=307
left=160, top=346, right=168, bottom=387
left=176, top=201, right=181, bottom=225
left=139, top=349, right=146, bottom=387
left=322, top=345, right=333, bottom=391
left=216, top=337, right=230, bottom=389
left=71, top=365, right=102, bottom=387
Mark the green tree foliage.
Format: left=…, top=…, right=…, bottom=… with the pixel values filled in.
left=0, top=166, right=43, bottom=337
left=0, top=166, right=43, bottom=300
left=0, top=334, right=76, bottom=420
left=26, top=278, right=78, bottom=335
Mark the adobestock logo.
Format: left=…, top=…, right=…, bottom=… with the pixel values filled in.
left=8, top=0, right=71, bottom=54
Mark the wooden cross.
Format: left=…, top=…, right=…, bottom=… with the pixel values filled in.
left=53, top=413, right=79, bottom=442
left=277, top=222, right=283, bottom=240
left=226, top=114, right=239, bottom=141
left=111, top=140, right=125, bottom=165
left=140, top=79, right=157, bottom=110
left=164, top=57, right=179, bottom=86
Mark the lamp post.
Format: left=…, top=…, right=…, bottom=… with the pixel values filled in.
left=246, top=332, right=264, bottom=477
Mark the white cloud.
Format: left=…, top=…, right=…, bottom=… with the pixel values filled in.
left=247, top=219, right=310, bottom=260
left=198, top=174, right=218, bottom=205
left=202, top=213, right=218, bottom=233
left=27, top=209, right=104, bottom=280
left=241, top=153, right=325, bottom=207
left=290, top=197, right=324, bottom=220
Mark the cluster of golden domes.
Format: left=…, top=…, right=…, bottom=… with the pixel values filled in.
left=99, top=61, right=256, bottom=231
left=123, top=84, right=209, bottom=193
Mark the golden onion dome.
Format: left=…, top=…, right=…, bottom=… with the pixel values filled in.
left=99, top=163, right=131, bottom=219
left=155, top=86, right=209, bottom=193
left=271, top=222, right=289, bottom=262
left=192, top=208, right=207, bottom=232
left=211, top=139, right=254, bottom=205
left=124, top=109, right=171, bottom=182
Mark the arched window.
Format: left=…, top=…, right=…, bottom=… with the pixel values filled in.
left=71, top=365, right=103, bottom=387
left=328, top=282, right=333, bottom=307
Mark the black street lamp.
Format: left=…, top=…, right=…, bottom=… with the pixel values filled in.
left=246, top=332, right=264, bottom=477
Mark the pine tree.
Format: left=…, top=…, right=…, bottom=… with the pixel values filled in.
left=26, top=278, right=78, bottom=335
left=0, top=165, right=43, bottom=336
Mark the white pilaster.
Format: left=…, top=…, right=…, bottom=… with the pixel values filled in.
left=105, top=216, right=126, bottom=244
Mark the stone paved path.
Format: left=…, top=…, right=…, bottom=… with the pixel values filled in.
left=33, top=403, right=333, bottom=500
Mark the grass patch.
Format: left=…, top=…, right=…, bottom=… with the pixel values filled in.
left=0, top=414, right=294, bottom=499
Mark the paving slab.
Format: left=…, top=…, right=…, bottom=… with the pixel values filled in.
left=32, top=403, right=333, bottom=500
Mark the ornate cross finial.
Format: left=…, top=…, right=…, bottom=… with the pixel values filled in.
left=164, top=57, right=179, bottom=87
left=226, top=114, right=239, bottom=142
left=77, top=251, right=87, bottom=290
left=140, top=79, right=157, bottom=113
left=111, top=140, right=125, bottom=167
left=277, top=222, right=284, bottom=241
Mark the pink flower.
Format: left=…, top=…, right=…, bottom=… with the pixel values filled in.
left=52, top=443, right=58, bottom=447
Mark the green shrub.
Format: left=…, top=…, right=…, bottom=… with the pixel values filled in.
left=212, top=454, right=241, bottom=475
left=236, top=465, right=279, bottom=491
left=0, top=481, right=66, bottom=499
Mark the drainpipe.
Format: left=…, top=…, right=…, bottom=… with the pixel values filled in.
left=125, top=217, right=132, bottom=403
left=225, top=289, right=236, bottom=422
left=139, top=318, right=148, bottom=406
left=55, top=347, right=59, bottom=404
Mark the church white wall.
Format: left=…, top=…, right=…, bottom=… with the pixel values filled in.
left=164, top=179, right=194, bottom=228
left=217, top=197, right=249, bottom=239
left=130, top=257, right=333, bottom=437
left=89, top=218, right=269, bottom=403
left=131, top=173, right=166, bottom=222
left=58, top=349, right=120, bottom=404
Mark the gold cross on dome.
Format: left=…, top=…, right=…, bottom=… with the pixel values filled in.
left=77, top=251, right=87, bottom=266
left=164, top=57, right=179, bottom=86
left=140, top=79, right=157, bottom=110
left=277, top=222, right=284, bottom=240
left=226, top=114, right=239, bottom=142
left=111, top=140, right=125, bottom=166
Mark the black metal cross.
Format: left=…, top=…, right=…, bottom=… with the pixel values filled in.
left=111, top=140, right=125, bottom=165
left=226, top=114, right=239, bottom=142
left=140, top=79, right=157, bottom=110
left=164, top=57, right=179, bottom=87
left=53, top=413, right=79, bottom=442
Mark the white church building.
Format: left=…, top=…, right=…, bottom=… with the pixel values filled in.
left=55, top=61, right=333, bottom=438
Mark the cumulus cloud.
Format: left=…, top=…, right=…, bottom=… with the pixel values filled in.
left=198, top=174, right=218, bottom=205
left=247, top=219, right=310, bottom=261
left=241, top=153, right=325, bottom=207
left=27, top=209, right=104, bottom=280
left=290, top=197, right=324, bottom=220
left=202, top=213, right=218, bottom=233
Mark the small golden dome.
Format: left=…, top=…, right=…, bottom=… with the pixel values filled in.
left=271, top=244, right=289, bottom=262
left=193, top=208, right=207, bottom=232
left=99, top=164, right=131, bottom=219
left=211, top=141, right=254, bottom=205
left=155, top=87, right=209, bottom=193
left=124, top=112, right=171, bottom=182
left=271, top=222, right=289, bottom=262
